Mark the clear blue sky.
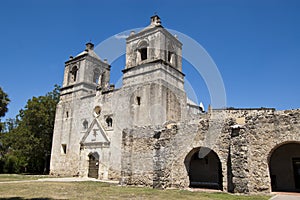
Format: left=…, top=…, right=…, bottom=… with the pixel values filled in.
left=1, top=0, right=300, bottom=120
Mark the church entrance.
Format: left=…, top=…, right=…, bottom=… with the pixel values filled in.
left=269, top=142, right=300, bottom=192
left=185, top=147, right=222, bottom=190
left=88, top=152, right=99, bottom=179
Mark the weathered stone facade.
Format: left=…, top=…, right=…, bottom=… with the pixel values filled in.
left=50, top=15, right=300, bottom=194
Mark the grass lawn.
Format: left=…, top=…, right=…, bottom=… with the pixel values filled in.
left=0, top=174, right=51, bottom=182
left=0, top=178, right=271, bottom=200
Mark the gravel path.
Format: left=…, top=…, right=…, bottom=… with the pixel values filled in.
left=271, top=192, right=300, bottom=200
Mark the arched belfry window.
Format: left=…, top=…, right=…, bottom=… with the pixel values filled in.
left=93, top=68, right=100, bottom=84
left=167, top=43, right=176, bottom=67
left=70, top=66, right=78, bottom=82
left=137, top=41, right=148, bottom=62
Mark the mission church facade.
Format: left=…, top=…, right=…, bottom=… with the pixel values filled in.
left=50, top=15, right=300, bottom=194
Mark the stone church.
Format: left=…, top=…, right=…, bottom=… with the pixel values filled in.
left=50, top=15, right=300, bottom=194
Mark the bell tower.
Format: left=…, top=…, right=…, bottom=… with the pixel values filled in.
left=61, top=42, right=111, bottom=98
left=122, top=15, right=187, bottom=126
left=123, top=15, right=184, bottom=91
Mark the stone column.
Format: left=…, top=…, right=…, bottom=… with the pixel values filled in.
left=229, top=127, right=250, bottom=193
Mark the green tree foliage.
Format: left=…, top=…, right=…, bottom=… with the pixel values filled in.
left=0, top=87, right=10, bottom=132
left=0, top=87, right=10, bottom=118
left=0, top=85, right=60, bottom=174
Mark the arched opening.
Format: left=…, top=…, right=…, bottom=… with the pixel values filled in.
left=88, top=152, right=99, bottom=179
left=185, top=147, right=222, bottom=190
left=93, top=68, right=100, bottom=84
left=70, top=66, right=78, bottom=82
left=269, top=142, right=300, bottom=192
left=140, top=48, right=147, bottom=61
left=167, top=43, right=176, bottom=67
left=137, top=40, right=148, bottom=62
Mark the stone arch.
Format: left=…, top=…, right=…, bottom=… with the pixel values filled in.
left=268, top=141, right=300, bottom=192
left=88, top=152, right=99, bottom=179
left=184, top=147, right=222, bottom=190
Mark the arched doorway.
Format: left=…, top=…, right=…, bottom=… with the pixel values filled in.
left=269, top=142, right=300, bottom=192
left=185, top=147, right=222, bottom=190
left=88, top=152, right=99, bottom=179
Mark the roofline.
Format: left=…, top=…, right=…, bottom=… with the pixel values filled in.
left=65, top=53, right=110, bottom=68
left=126, top=26, right=182, bottom=47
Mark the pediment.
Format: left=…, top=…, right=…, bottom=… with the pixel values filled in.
left=80, top=118, right=110, bottom=147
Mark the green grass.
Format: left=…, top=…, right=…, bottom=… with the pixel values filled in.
left=0, top=174, right=51, bottom=182
left=0, top=174, right=64, bottom=182
left=0, top=179, right=271, bottom=200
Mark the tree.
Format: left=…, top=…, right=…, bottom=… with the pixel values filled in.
left=1, top=85, right=60, bottom=174
left=0, top=87, right=10, bottom=132
left=0, top=87, right=9, bottom=118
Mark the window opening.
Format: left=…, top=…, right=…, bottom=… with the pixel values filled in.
left=83, top=120, right=88, bottom=129
left=61, top=144, right=67, bottom=154
left=168, top=51, right=172, bottom=62
left=70, top=66, right=78, bottom=82
left=137, top=41, right=148, bottom=62
left=93, top=69, right=100, bottom=84
left=136, top=96, right=141, bottom=105
left=140, top=48, right=147, bottom=61
left=106, top=116, right=113, bottom=127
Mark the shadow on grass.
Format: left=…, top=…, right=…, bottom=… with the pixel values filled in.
left=0, top=198, right=53, bottom=200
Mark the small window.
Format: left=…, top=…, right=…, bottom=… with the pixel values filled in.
left=83, top=120, right=88, bottom=129
left=61, top=144, right=67, bottom=154
left=106, top=116, right=113, bottom=127
left=136, top=96, right=141, bottom=105
left=66, top=111, right=69, bottom=118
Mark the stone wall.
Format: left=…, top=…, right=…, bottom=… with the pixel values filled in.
left=121, top=127, right=156, bottom=186
left=246, top=109, right=300, bottom=193
left=120, top=108, right=300, bottom=194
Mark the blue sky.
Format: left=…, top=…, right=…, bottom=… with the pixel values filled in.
left=1, top=0, right=300, bottom=120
